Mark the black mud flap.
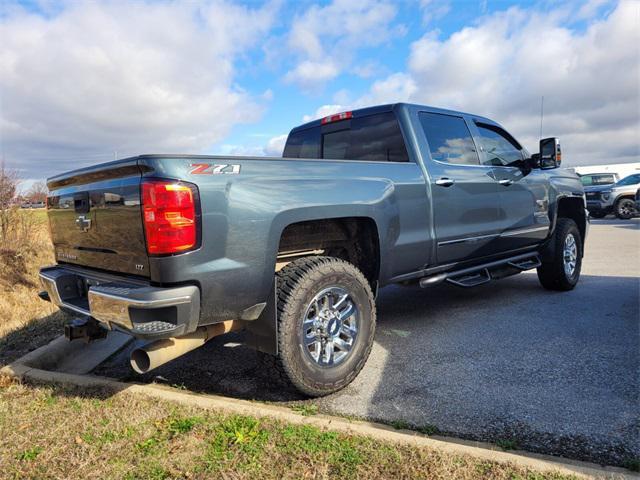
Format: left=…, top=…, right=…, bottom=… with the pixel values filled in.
left=244, top=279, right=278, bottom=355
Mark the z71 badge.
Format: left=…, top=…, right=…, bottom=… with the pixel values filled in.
left=189, top=163, right=240, bottom=175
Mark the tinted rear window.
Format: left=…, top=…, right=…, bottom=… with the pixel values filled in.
left=283, top=112, right=408, bottom=162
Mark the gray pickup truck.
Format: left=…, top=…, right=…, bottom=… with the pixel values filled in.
left=39, top=103, right=588, bottom=396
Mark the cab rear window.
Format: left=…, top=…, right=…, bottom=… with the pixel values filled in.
left=283, top=112, right=409, bottom=162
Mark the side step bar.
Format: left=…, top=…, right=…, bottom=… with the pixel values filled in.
left=419, top=253, right=541, bottom=289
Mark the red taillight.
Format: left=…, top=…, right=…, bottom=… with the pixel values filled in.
left=321, top=111, right=352, bottom=124
left=141, top=180, right=199, bottom=255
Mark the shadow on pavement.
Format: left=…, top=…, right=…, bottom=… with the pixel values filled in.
left=92, top=272, right=640, bottom=467
left=360, top=273, right=639, bottom=467
left=0, top=311, right=69, bottom=367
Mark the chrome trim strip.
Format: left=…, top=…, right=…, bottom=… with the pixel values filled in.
left=438, top=233, right=499, bottom=247
left=500, top=226, right=549, bottom=237
left=87, top=290, right=192, bottom=309
left=437, top=225, right=549, bottom=247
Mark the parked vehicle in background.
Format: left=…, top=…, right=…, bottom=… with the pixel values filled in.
left=20, top=201, right=46, bottom=209
left=581, top=173, right=619, bottom=218
left=38, top=103, right=587, bottom=397
left=585, top=173, right=640, bottom=219
left=570, top=163, right=640, bottom=181
left=579, top=172, right=618, bottom=187
left=635, top=188, right=640, bottom=213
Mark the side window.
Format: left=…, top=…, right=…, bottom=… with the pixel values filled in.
left=345, top=112, right=409, bottom=162
left=475, top=123, right=523, bottom=167
left=580, top=175, right=594, bottom=186
left=419, top=112, right=479, bottom=166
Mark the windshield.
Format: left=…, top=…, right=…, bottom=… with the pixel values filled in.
left=615, top=174, right=640, bottom=186
left=580, top=174, right=617, bottom=186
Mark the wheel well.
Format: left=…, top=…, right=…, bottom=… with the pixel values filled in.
left=615, top=195, right=635, bottom=204
left=277, top=217, right=380, bottom=284
left=557, top=197, right=586, bottom=244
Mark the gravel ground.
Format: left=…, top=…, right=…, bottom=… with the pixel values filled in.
left=95, top=219, right=640, bottom=467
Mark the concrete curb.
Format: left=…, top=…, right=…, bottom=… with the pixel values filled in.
left=1, top=339, right=637, bottom=480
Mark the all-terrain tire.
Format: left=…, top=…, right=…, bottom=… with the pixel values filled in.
left=264, top=256, right=376, bottom=397
left=615, top=198, right=636, bottom=220
left=537, top=218, right=582, bottom=291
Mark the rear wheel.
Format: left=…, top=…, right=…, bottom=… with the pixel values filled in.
left=265, top=256, right=376, bottom=397
left=537, top=218, right=582, bottom=291
left=615, top=198, right=636, bottom=219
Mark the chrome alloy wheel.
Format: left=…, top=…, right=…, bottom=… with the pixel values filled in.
left=302, top=286, right=359, bottom=367
left=563, top=233, right=577, bottom=278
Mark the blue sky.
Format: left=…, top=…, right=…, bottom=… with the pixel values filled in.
left=218, top=0, right=547, bottom=153
left=1, top=0, right=638, bottom=184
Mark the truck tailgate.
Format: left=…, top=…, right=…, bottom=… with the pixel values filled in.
left=46, top=158, right=150, bottom=277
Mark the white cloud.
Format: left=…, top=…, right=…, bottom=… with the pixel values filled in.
left=420, top=0, right=451, bottom=25
left=284, top=60, right=340, bottom=89
left=283, top=0, right=400, bottom=90
left=264, top=134, right=288, bottom=156
left=218, top=133, right=288, bottom=157
left=348, top=1, right=640, bottom=166
left=0, top=0, right=279, bottom=179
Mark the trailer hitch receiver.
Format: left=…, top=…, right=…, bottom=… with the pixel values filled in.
left=65, top=317, right=108, bottom=342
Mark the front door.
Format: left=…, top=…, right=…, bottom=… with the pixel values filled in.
left=418, top=111, right=503, bottom=265
left=471, top=121, right=550, bottom=251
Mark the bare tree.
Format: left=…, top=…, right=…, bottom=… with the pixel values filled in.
left=0, top=161, right=18, bottom=210
left=26, top=181, right=48, bottom=204
left=0, top=161, right=20, bottom=248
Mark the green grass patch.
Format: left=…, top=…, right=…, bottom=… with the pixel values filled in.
left=496, top=438, right=520, bottom=451
left=290, top=403, right=318, bottom=416
left=390, top=419, right=411, bottom=430
left=1, top=382, right=583, bottom=480
left=166, top=415, right=203, bottom=436
left=417, top=423, right=440, bottom=436
left=624, top=458, right=640, bottom=472
left=16, top=446, right=43, bottom=461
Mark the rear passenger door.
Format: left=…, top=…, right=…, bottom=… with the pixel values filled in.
left=418, top=112, right=503, bottom=264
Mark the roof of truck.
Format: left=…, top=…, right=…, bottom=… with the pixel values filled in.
left=289, top=102, right=497, bottom=133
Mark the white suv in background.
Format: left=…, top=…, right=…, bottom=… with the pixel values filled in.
left=587, top=173, right=640, bottom=219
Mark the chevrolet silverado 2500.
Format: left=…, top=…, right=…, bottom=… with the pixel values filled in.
left=39, top=103, right=588, bottom=396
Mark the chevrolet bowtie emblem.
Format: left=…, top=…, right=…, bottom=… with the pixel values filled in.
left=76, top=214, right=92, bottom=232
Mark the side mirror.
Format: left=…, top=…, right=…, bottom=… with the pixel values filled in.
left=539, top=137, right=561, bottom=169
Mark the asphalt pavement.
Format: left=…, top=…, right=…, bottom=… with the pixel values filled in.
left=96, top=219, right=640, bottom=466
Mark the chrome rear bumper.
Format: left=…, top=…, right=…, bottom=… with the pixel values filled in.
left=39, top=266, right=200, bottom=339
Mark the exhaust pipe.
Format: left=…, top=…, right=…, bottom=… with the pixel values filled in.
left=130, top=320, right=242, bottom=374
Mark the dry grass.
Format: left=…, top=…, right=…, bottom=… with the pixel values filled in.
left=0, top=379, right=578, bottom=480
left=0, top=209, right=68, bottom=366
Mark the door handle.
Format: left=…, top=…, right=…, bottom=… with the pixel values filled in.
left=435, top=177, right=455, bottom=187
left=498, top=179, right=513, bottom=186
